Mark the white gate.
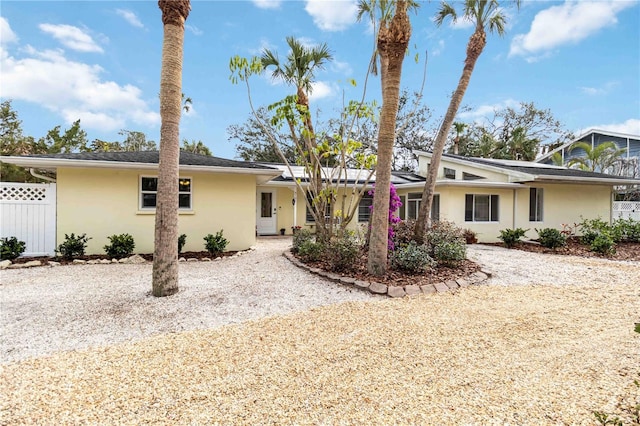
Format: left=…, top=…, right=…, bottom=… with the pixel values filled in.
left=0, top=183, right=57, bottom=257
left=613, top=201, right=640, bottom=221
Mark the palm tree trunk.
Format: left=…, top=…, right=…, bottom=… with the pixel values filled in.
left=153, top=0, right=190, bottom=297
left=413, top=29, right=485, bottom=243
left=367, top=0, right=411, bottom=276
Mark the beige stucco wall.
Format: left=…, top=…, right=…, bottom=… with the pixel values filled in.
left=418, top=156, right=512, bottom=182
left=514, top=183, right=612, bottom=239
left=56, top=168, right=257, bottom=255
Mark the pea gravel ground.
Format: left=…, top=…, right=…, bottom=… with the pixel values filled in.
left=1, top=238, right=639, bottom=425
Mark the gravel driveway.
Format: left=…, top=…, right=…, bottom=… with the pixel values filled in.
left=0, top=238, right=377, bottom=363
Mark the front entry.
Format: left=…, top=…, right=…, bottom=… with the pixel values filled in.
left=256, top=190, right=277, bottom=235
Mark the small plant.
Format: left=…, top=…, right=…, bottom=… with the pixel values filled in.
left=326, top=232, right=360, bottom=272
left=297, top=240, right=325, bottom=262
left=204, top=230, right=229, bottom=257
left=433, top=240, right=467, bottom=266
left=424, top=220, right=466, bottom=258
left=391, top=241, right=435, bottom=273
left=590, top=234, right=616, bottom=255
left=581, top=230, right=600, bottom=246
left=292, top=229, right=314, bottom=254
left=498, top=228, right=528, bottom=248
left=0, top=237, right=26, bottom=260
left=56, top=233, right=91, bottom=260
left=612, top=217, right=640, bottom=243
left=104, top=233, right=135, bottom=258
left=593, top=411, right=623, bottom=426
left=462, top=228, right=478, bottom=244
left=536, top=228, right=566, bottom=249
left=178, top=234, right=187, bottom=254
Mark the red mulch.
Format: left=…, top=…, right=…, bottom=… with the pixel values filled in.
left=297, top=251, right=480, bottom=287
left=485, top=238, right=640, bottom=262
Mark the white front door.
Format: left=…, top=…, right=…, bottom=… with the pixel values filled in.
left=256, top=190, right=277, bottom=235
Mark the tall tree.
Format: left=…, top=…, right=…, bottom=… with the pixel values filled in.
left=567, top=141, right=626, bottom=173
left=153, top=0, right=190, bottom=297
left=261, top=37, right=334, bottom=241
left=452, top=121, right=467, bottom=155
left=120, top=130, right=157, bottom=151
left=182, top=139, right=212, bottom=156
left=359, top=0, right=414, bottom=276
left=414, top=0, right=519, bottom=242
left=0, top=100, right=45, bottom=182
left=42, top=120, right=89, bottom=153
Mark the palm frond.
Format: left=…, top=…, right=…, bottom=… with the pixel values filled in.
left=435, top=2, right=457, bottom=27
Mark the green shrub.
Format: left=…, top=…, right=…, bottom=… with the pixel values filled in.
left=292, top=229, right=314, bottom=254
left=498, top=228, right=528, bottom=248
left=536, top=228, right=566, bottom=249
left=203, top=230, right=229, bottom=257
left=581, top=230, right=599, bottom=246
left=178, top=234, right=187, bottom=254
left=104, top=234, right=135, bottom=258
left=326, top=232, right=360, bottom=272
left=391, top=241, right=435, bottom=273
left=297, top=240, right=325, bottom=262
left=612, top=217, right=640, bottom=243
left=433, top=240, right=467, bottom=266
left=590, top=234, right=616, bottom=255
left=56, top=233, right=91, bottom=260
left=391, top=220, right=418, bottom=249
left=0, top=237, right=26, bottom=260
left=425, top=221, right=465, bottom=252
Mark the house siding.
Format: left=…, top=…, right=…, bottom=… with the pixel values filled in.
left=57, top=168, right=257, bottom=255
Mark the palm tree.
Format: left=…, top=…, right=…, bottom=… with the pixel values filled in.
left=261, top=37, right=333, bottom=241
left=567, top=141, right=626, bottom=173
left=452, top=121, right=467, bottom=154
left=507, top=126, right=538, bottom=161
left=549, top=151, right=564, bottom=166
left=182, top=139, right=212, bottom=156
left=414, top=0, right=519, bottom=242
left=153, top=0, right=190, bottom=297
left=358, top=0, right=414, bottom=276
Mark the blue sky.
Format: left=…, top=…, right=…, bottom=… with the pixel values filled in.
left=1, top=0, right=638, bottom=160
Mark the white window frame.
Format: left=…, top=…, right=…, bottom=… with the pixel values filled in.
left=399, top=193, right=439, bottom=221
left=139, top=176, right=193, bottom=211
left=465, top=194, right=499, bottom=222
left=529, top=187, right=544, bottom=222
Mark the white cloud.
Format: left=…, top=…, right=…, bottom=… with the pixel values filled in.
left=431, top=39, right=445, bottom=57
left=39, top=23, right=103, bottom=53
left=0, top=17, right=18, bottom=45
left=186, top=25, right=203, bottom=36
left=309, top=81, right=334, bottom=101
left=116, top=9, right=144, bottom=29
left=449, top=16, right=474, bottom=30
left=305, top=0, right=358, bottom=32
left=579, top=81, right=619, bottom=96
left=0, top=46, right=159, bottom=132
left=458, top=99, right=519, bottom=122
left=591, top=118, right=640, bottom=135
left=331, top=59, right=353, bottom=76
left=510, top=1, right=634, bottom=59
left=252, top=0, right=282, bottom=9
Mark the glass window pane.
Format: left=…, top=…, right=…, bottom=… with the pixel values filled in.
left=261, top=192, right=272, bottom=218
left=529, top=188, right=536, bottom=221
left=431, top=194, right=440, bottom=221
left=536, top=189, right=543, bottom=221
left=179, top=194, right=191, bottom=209
left=475, top=195, right=490, bottom=221
left=142, top=193, right=156, bottom=208
left=490, top=195, right=499, bottom=221
left=408, top=200, right=418, bottom=220
left=141, top=177, right=157, bottom=191
left=399, top=195, right=406, bottom=220
left=179, top=178, right=191, bottom=193
left=465, top=195, right=473, bottom=221
left=358, top=195, right=373, bottom=222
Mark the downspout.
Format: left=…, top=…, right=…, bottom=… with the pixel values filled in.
left=30, top=168, right=56, bottom=183
left=512, top=188, right=517, bottom=229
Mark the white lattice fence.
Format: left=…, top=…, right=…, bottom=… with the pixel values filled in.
left=0, top=183, right=56, bottom=256
left=613, top=201, right=640, bottom=221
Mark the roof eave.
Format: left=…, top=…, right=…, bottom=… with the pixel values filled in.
left=532, top=175, right=640, bottom=185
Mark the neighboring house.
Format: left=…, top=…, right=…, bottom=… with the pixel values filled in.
left=1, top=149, right=638, bottom=255
left=537, top=129, right=640, bottom=177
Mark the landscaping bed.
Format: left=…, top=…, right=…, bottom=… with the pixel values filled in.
left=491, top=238, right=640, bottom=262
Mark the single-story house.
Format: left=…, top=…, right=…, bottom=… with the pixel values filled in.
left=1, top=150, right=638, bottom=255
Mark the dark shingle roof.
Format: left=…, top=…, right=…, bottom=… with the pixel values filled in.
left=444, top=154, right=639, bottom=181
left=20, top=151, right=277, bottom=170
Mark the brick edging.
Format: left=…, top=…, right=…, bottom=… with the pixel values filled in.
left=283, top=250, right=492, bottom=298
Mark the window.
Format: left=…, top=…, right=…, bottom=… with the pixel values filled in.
left=465, top=194, right=499, bottom=222
left=305, top=192, right=331, bottom=223
left=529, top=188, right=544, bottom=222
left=358, top=193, right=373, bottom=222
left=444, top=167, right=456, bottom=179
left=400, top=193, right=439, bottom=221
left=462, top=172, right=485, bottom=181
left=140, top=177, right=192, bottom=210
